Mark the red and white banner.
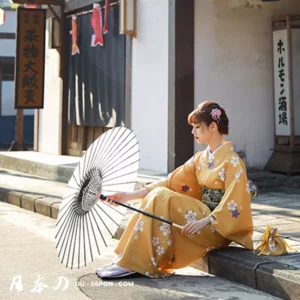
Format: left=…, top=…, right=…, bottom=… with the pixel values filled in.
left=103, top=0, right=110, bottom=34
left=91, top=3, right=104, bottom=47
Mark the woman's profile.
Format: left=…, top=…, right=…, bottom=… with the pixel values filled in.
left=96, top=100, right=254, bottom=279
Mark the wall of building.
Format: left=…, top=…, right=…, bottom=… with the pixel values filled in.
left=194, top=0, right=300, bottom=169
left=130, top=0, right=169, bottom=174
left=37, top=0, right=300, bottom=172
left=37, top=13, right=62, bottom=154
left=36, top=2, right=170, bottom=170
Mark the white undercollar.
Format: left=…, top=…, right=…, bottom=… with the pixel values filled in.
left=208, top=143, right=226, bottom=160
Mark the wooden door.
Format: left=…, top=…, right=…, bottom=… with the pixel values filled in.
left=67, top=124, right=111, bottom=156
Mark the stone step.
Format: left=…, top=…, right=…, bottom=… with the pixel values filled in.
left=0, top=151, right=166, bottom=187
left=1, top=151, right=300, bottom=189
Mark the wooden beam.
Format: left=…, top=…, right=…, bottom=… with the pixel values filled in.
left=60, top=0, right=69, bottom=155
left=124, top=36, right=132, bottom=129
left=272, top=15, right=300, bottom=22
left=59, top=0, right=65, bottom=77
left=168, top=0, right=176, bottom=172
left=48, top=4, right=60, bottom=23
left=65, top=0, right=102, bottom=13
left=287, top=16, right=295, bottom=151
left=168, top=0, right=194, bottom=172
left=33, top=109, right=39, bottom=151
left=0, top=69, right=2, bottom=116
left=65, top=0, right=119, bottom=14
left=0, top=56, right=14, bottom=81
left=0, top=56, right=14, bottom=64
left=12, top=0, right=61, bottom=5
left=0, top=33, right=16, bottom=39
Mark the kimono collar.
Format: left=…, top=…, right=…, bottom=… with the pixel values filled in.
left=206, top=141, right=233, bottom=161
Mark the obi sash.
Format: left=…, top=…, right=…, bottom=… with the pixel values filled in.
left=201, top=188, right=224, bottom=211
left=201, top=180, right=259, bottom=211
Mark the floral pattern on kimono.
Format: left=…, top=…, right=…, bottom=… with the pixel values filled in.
left=114, top=141, right=253, bottom=279
left=207, top=151, right=253, bottom=249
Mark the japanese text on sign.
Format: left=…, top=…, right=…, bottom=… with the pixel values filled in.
left=15, top=7, right=46, bottom=109
left=273, top=30, right=291, bottom=136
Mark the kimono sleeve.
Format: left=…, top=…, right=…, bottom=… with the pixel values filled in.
left=145, top=152, right=203, bottom=199
left=145, top=177, right=168, bottom=192
left=210, top=154, right=254, bottom=250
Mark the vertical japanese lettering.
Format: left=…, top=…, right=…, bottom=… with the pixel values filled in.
left=21, top=16, right=40, bottom=105
left=277, top=38, right=288, bottom=127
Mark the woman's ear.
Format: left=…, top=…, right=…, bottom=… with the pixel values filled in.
left=210, top=122, right=217, bottom=131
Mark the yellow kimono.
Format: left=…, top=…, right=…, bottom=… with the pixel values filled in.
left=114, top=141, right=253, bottom=278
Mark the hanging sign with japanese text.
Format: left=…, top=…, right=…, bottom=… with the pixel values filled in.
left=15, top=7, right=46, bottom=109
left=273, top=29, right=291, bottom=136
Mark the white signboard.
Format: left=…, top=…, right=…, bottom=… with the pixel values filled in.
left=273, top=29, right=291, bottom=136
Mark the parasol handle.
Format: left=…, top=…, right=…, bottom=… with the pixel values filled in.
left=99, top=194, right=183, bottom=230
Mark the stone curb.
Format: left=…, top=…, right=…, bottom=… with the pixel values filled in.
left=203, top=247, right=300, bottom=300
left=1, top=188, right=62, bottom=219
left=1, top=188, right=299, bottom=299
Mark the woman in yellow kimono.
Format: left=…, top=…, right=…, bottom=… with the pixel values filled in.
left=96, top=101, right=254, bottom=279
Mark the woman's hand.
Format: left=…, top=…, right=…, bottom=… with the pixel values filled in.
left=103, top=192, right=133, bottom=207
left=99, top=188, right=149, bottom=207
left=181, top=217, right=211, bottom=236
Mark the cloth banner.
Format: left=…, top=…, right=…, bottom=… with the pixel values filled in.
left=68, top=4, right=126, bottom=127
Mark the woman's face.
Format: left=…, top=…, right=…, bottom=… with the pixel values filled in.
left=191, top=122, right=212, bottom=144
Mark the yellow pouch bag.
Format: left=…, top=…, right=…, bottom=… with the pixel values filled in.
left=255, top=225, right=297, bottom=256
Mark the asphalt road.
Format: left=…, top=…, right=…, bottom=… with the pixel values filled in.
left=0, top=201, right=280, bottom=300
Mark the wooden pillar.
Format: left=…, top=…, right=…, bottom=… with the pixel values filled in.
left=0, top=68, right=2, bottom=116
left=125, top=36, right=132, bottom=129
left=8, top=109, right=27, bottom=151
left=168, top=0, right=194, bottom=172
left=60, top=0, right=69, bottom=155
left=33, top=109, right=39, bottom=151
